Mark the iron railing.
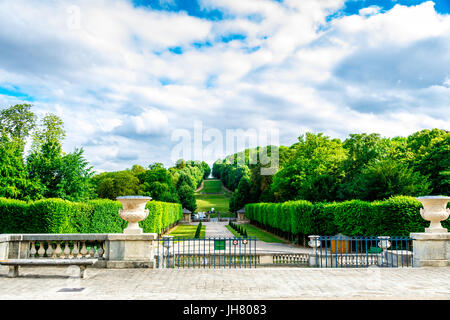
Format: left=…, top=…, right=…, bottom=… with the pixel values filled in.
left=155, top=237, right=257, bottom=268
left=309, top=235, right=414, bottom=268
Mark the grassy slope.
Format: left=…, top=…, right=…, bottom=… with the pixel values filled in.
left=195, top=179, right=231, bottom=213
left=169, top=224, right=206, bottom=238
left=201, top=179, right=223, bottom=193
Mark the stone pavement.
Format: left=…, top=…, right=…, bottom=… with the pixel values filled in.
left=0, top=265, right=449, bottom=300
left=204, top=222, right=235, bottom=238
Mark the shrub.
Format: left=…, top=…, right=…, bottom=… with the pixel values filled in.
left=245, top=196, right=447, bottom=238
left=194, top=222, right=202, bottom=239
left=0, top=198, right=30, bottom=233
left=0, top=197, right=182, bottom=234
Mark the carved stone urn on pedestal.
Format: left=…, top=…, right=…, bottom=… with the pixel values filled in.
left=417, top=196, right=450, bottom=233
left=116, top=196, right=152, bottom=234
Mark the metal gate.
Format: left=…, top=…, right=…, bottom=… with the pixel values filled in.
left=154, top=237, right=257, bottom=268
left=310, top=235, right=414, bottom=268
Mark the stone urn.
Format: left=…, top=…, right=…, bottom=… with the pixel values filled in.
left=308, top=235, right=321, bottom=249
left=417, top=196, right=450, bottom=233
left=377, top=236, right=391, bottom=250
left=117, top=196, right=152, bottom=234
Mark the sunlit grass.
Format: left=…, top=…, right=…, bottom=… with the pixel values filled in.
left=168, top=224, right=206, bottom=239
left=201, top=179, right=223, bottom=193
left=195, top=194, right=230, bottom=212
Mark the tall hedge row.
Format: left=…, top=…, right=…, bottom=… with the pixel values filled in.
left=0, top=198, right=182, bottom=235
left=245, top=196, right=450, bottom=237
left=140, top=201, right=183, bottom=234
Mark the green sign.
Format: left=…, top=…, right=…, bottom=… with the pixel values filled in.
left=214, top=239, right=226, bottom=251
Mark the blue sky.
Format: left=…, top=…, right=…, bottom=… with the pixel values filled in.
left=0, top=0, right=449, bottom=172
left=130, top=0, right=450, bottom=16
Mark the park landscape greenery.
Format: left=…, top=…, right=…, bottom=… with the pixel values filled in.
left=0, top=103, right=449, bottom=239
left=213, top=130, right=449, bottom=212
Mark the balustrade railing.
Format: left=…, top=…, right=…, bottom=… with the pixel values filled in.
left=4, top=234, right=107, bottom=261
left=27, top=240, right=105, bottom=259
left=308, top=235, right=414, bottom=268
left=272, top=253, right=309, bottom=265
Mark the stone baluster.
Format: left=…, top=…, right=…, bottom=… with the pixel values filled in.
left=38, top=241, right=45, bottom=258
left=93, top=243, right=99, bottom=258
left=80, top=241, right=88, bottom=258
left=46, top=241, right=54, bottom=258
left=89, top=243, right=95, bottom=258
left=29, top=241, right=37, bottom=258
left=55, top=242, right=62, bottom=258
left=97, top=242, right=104, bottom=258
left=72, top=242, right=79, bottom=259
left=63, top=241, right=71, bottom=259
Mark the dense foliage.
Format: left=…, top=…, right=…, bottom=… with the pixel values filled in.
left=215, top=130, right=449, bottom=211
left=0, top=197, right=181, bottom=235
left=245, top=196, right=450, bottom=240
left=0, top=104, right=94, bottom=201
left=92, top=159, right=210, bottom=212
left=0, top=104, right=210, bottom=213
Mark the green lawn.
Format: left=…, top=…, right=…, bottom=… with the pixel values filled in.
left=225, top=224, right=287, bottom=243
left=201, top=179, right=223, bottom=193
left=195, top=179, right=231, bottom=213
left=168, top=224, right=206, bottom=238
left=195, top=194, right=230, bottom=212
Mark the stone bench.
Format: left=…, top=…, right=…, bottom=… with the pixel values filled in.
left=0, top=259, right=98, bottom=279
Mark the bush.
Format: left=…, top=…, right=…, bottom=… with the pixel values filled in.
left=86, top=199, right=125, bottom=233
left=245, top=196, right=448, bottom=238
left=194, top=222, right=202, bottom=239
left=0, top=197, right=182, bottom=234
left=0, top=198, right=30, bottom=233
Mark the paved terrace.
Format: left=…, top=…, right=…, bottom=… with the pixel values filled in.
left=1, top=266, right=449, bottom=300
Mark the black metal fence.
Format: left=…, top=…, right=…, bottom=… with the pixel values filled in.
left=310, top=236, right=414, bottom=268
left=155, top=237, right=257, bottom=268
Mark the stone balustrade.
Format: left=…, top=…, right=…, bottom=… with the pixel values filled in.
left=1, top=233, right=157, bottom=269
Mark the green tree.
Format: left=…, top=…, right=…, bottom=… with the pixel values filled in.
left=27, top=113, right=94, bottom=201
left=0, top=104, right=36, bottom=144
left=0, top=132, right=40, bottom=199
left=0, top=104, right=39, bottom=199
left=338, top=133, right=392, bottom=200
left=140, top=164, right=178, bottom=202
left=94, top=171, right=141, bottom=200
left=177, top=183, right=197, bottom=212
left=353, top=160, right=431, bottom=201
left=271, top=133, right=347, bottom=202
left=407, top=129, right=449, bottom=194
left=58, top=148, right=94, bottom=201
left=230, top=175, right=252, bottom=212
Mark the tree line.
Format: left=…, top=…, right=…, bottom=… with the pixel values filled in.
left=0, top=104, right=210, bottom=212
left=213, top=130, right=449, bottom=212
left=92, top=159, right=210, bottom=212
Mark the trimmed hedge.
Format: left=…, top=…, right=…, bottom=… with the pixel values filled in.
left=245, top=196, right=450, bottom=238
left=0, top=198, right=182, bottom=235
left=140, top=201, right=183, bottom=234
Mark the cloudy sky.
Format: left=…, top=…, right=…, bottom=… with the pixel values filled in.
left=0, top=0, right=449, bottom=172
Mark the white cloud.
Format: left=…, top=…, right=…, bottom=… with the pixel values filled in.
left=0, top=0, right=449, bottom=170
left=359, top=6, right=381, bottom=16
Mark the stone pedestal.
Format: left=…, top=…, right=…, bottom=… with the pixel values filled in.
left=105, top=233, right=157, bottom=268
left=410, top=233, right=450, bottom=267
left=0, top=235, right=8, bottom=260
